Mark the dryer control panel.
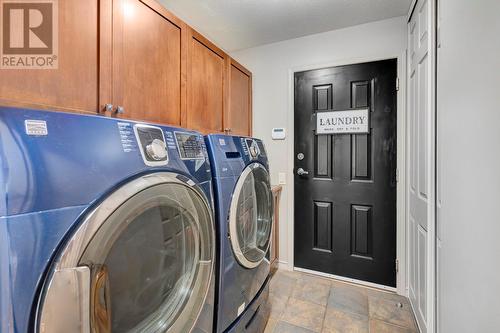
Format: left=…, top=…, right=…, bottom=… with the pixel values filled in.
left=243, top=138, right=261, bottom=159
left=175, top=132, right=205, bottom=160
left=134, top=124, right=169, bottom=166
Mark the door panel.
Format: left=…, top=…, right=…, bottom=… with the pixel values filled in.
left=352, top=134, right=372, bottom=181
left=408, top=0, right=436, bottom=331
left=0, top=0, right=99, bottom=113
left=314, top=135, right=332, bottom=178
left=409, top=217, right=417, bottom=300
left=112, top=0, right=182, bottom=125
left=351, top=205, right=373, bottom=258
left=187, top=31, right=225, bottom=134
left=227, top=60, right=252, bottom=136
left=294, top=59, right=397, bottom=287
left=417, top=224, right=427, bottom=320
left=313, top=201, right=333, bottom=252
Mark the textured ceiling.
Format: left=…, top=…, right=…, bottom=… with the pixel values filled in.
left=159, top=0, right=412, bottom=52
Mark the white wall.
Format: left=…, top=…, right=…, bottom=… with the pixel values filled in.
left=232, top=17, right=407, bottom=270
left=437, top=0, right=500, bottom=331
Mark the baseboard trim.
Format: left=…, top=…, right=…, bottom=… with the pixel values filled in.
left=277, top=261, right=290, bottom=270
left=293, top=267, right=398, bottom=293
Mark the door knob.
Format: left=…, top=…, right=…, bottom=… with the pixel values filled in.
left=297, top=168, right=309, bottom=176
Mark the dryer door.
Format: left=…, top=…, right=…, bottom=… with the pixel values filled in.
left=37, top=173, right=214, bottom=333
left=229, top=163, right=273, bottom=269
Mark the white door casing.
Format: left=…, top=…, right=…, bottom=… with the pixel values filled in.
left=407, top=0, right=436, bottom=332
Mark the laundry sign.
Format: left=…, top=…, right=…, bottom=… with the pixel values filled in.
left=316, top=108, right=369, bottom=134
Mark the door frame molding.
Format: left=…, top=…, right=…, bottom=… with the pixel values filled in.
left=286, top=52, right=408, bottom=295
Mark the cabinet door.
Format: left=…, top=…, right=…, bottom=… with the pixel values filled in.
left=186, top=30, right=225, bottom=134
left=0, top=0, right=100, bottom=114
left=227, top=59, right=252, bottom=136
left=111, top=0, right=184, bottom=125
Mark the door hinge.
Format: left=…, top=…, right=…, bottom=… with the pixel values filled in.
left=395, top=259, right=399, bottom=273
left=396, top=77, right=400, bottom=91
left=396, top=168, right=400, bottom=183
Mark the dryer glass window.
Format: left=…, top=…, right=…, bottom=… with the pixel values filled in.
left=79, top=182, right=213, bottom=333
left=230, top=164, right=273, bottom=268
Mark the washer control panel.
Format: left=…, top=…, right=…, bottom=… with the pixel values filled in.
left=175, top=132, right=205, bottom=160
left=134, top=124, right=169, bottom=166
left=244, top=138, right=261, bottom=159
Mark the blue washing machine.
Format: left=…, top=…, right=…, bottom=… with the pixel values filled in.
left=205, top=135, right=273, bottom=333
left=0, top=107, right=216, bottom=333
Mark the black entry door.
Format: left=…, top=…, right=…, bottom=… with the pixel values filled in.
left=294, top=59, right=397, bottom=287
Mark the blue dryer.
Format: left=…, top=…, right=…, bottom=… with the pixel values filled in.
left=205, top=135, right=273, bottom=333
left=0, top=107, right=216, bottom=333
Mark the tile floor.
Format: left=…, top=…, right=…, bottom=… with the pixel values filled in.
left=264, top=270, right=419, bottom=333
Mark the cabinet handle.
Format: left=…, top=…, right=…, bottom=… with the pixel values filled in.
left=115, top=106, right=125, bottom=114
left=103, top=104, right=113, bottom=113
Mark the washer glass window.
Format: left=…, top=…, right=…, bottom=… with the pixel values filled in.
left=38, top=174, right=214, bottom=333
left=229, top=164, right=273, bottom=268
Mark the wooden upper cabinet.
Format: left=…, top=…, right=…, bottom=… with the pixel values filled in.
left=227, top=59, right=252, bottom=136
left=186, top=29, right=226, bottom=134
left=0, top=0, right=100, bottom=114
left=110, top=0, right=184, bottom=125
left=0, top=0, right=252, bottom=134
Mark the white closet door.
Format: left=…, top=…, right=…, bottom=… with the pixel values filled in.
left=407, top=0, right=436, bottom=332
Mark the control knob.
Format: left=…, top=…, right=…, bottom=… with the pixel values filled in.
left=146, top=139, right=167, bottom=161
left=249, top=142, right=260, bottom=158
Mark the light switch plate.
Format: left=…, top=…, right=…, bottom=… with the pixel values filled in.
left=278, top=172, right=286, bottom=185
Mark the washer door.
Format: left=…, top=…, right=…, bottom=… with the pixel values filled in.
left=37, top=173, right=214, bottom=333
left=229, top=163, right=273, bottom=269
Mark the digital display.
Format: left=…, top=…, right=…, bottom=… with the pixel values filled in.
left=175, top=132, right=205, bottom=160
